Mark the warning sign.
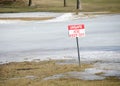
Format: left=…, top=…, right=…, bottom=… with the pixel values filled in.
left=68, top=24, right=85, bottom=38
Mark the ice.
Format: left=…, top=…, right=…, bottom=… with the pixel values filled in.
left=93, top=63, right=120, bottom=79
left=103, top=70, right=120, bottom=77
left=0, top=13, right=120, bottom=65
left=81, top=51, right=120, bottom=63
left=85, top=68, right=105, bottom=74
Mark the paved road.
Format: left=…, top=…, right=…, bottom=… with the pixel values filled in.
left=0, top=13, right=120, bottom=63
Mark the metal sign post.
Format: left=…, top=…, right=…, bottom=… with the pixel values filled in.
left=68, top=24, right=85, bottom=66
left=76, top=37, right=81, bottom=66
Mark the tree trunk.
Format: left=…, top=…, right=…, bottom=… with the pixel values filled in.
left=76, top=0, right=80, bottom=9
left=28, top=0, right=32, bottom=6
left=64, top=0, right=66, bottom=7
left=76, top=0, right=82, bottom=10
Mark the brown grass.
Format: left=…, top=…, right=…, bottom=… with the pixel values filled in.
left=0, top=17, right=54, bottom=21
left=0, top=0, right=120, bottom=13
left=0, top=61, right=120, bottom=86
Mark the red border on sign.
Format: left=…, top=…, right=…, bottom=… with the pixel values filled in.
left=68, top=24, right=84, bottom=30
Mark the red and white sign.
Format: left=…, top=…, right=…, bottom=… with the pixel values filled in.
left=68, top=24, right=85, bottom=38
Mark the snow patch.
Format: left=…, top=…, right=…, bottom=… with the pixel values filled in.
left=51, top=13, right=74, bottom=22
left=45, top=13, right=96, bottom=22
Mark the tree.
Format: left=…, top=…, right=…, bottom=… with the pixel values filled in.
left=64, top=0, right=66, bottom=7
left=76, top=0, right=82, bottom=10
left=76, top=0, right=79, bottom=9
left=76, top=0, right=81, bottom=14
left=28, top=0, right=32, bottom=6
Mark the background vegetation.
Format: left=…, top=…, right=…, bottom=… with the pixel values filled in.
left=0, top=0, right=120, bottom=13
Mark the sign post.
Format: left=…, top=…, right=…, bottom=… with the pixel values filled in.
left=68, top=24, right=85, bottom=66
left=76, top=37, right=80, bottom=66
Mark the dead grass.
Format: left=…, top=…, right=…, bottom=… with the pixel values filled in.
left=0, top=0, right=120, bottom=13
left=0, top=17, right=54, bottom=21
left=0, top=61, right=120, bottom=86
left=0, top=61, right=91, bottom=80
left=95, top=72, right=105, bottom=75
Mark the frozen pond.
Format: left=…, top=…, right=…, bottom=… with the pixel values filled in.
left=0, top=13, right=120, bottom=63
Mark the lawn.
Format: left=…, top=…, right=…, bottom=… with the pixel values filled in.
left=0, top=0, right=120, bottom=13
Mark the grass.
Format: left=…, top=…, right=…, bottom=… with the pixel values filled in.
left=82, top=0, right=120, bottom=13
left=0, top=0, right=120, bottom=13
left=0, top=61, right=120, bottom=86
left=0, top=17, right=54, bottom=21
